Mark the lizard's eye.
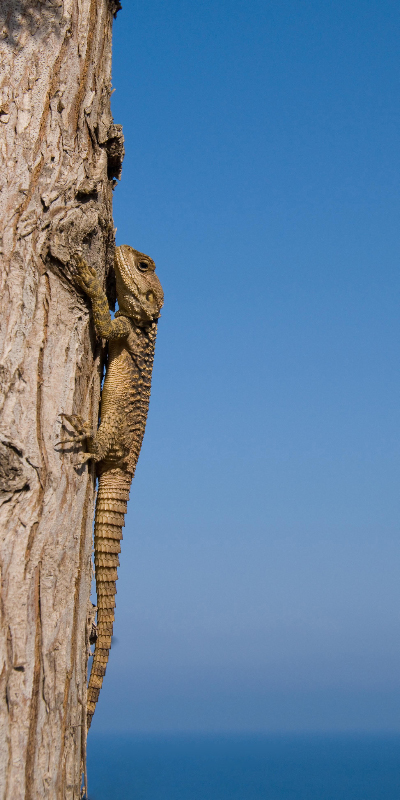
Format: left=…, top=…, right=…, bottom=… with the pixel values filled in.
left=146, top=291, right=155, bottom=302
left=138, top=261, right=149, bottom=272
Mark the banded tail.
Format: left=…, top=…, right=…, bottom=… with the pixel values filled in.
left=87, top=469, right=131, bottom=728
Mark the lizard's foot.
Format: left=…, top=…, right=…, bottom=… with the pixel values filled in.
left=71, top=253, right=100, bottom=299
left=57, top=414, right=93, bottom=448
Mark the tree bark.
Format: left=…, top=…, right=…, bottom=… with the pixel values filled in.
left=0, top=2, right=123, bottom=797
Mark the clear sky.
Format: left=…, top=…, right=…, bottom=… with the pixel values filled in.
left=92, top=0, right=400, bottom=733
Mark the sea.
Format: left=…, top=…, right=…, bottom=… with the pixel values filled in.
left=86, top=733, right=400, bottom=799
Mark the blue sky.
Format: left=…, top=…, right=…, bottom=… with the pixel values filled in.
left=92, top=0, right=400, bottom=732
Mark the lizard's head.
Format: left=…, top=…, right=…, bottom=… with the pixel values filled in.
left=114, top=246, right=164, bottom=324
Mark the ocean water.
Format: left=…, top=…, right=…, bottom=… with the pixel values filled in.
left=87, top=733, right=400, bottom=799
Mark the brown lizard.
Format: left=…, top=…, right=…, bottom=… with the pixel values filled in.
left=60, top=246, right=164, bottom=728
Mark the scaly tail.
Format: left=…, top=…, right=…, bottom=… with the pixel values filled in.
left=87, top=469, right=131, bottom=728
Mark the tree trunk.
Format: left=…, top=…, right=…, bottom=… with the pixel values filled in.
left=0, top=2, right=123, bottom=797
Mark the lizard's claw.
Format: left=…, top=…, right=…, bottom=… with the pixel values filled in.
left=76, top=452, right=93, bottom=465
left=57, top=414, right=93, bottom=450
left=59, top=413, right=91, bottom=437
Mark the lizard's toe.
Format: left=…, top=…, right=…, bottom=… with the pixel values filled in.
left=76, top=452, right=93, bottom=465
left=60, top=413, right=91, bottom=436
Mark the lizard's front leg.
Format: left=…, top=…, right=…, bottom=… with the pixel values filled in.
left=72, top=255, right=130, bottom=340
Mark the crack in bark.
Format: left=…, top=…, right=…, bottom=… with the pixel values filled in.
left=36, top=273, right=50, bottom=484
left=24, top=565, right=43, bottom=800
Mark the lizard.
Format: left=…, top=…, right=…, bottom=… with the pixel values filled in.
left=60, top=245, right=164, bottom=728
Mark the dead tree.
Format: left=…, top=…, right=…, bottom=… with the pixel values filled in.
left=0, top=2, right=124, bottom=797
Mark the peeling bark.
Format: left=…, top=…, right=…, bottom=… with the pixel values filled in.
left=0, top=2, right=123, bottom=797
